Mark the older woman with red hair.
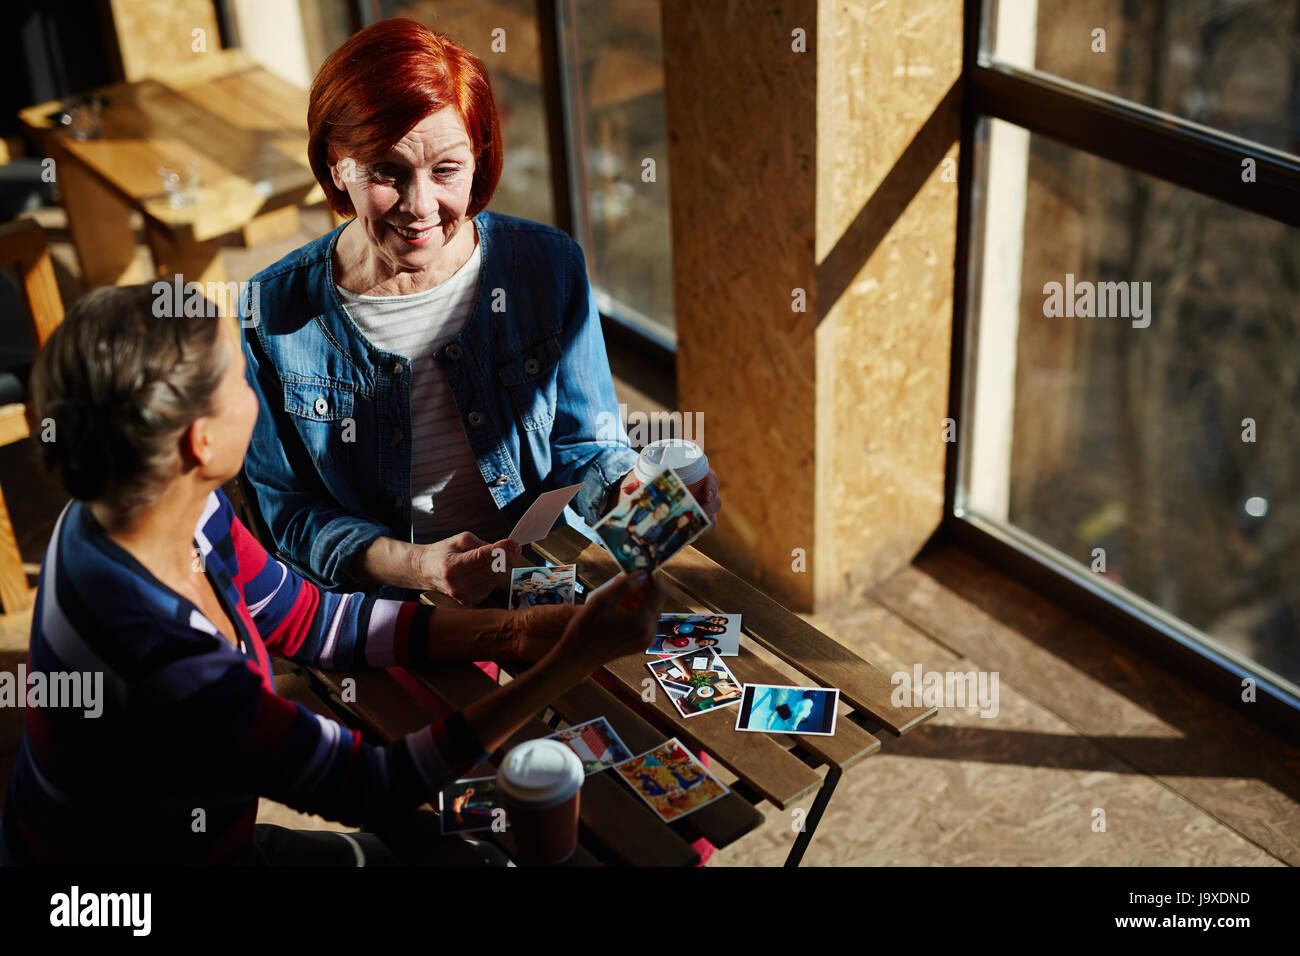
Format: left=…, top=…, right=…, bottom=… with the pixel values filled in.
left=239, top=18, right=720, bottom=604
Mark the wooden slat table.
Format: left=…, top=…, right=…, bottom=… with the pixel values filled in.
left=18, top=49, right=323, bottom=297
left=529, top=526, right=936, bottom=865
left=301, top=526, right=936, bottom=866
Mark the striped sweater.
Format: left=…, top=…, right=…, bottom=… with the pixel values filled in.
left=0, top=488, right=488, bottom=865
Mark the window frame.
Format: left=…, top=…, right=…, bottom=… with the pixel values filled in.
left=946, top=0, right=1300, bottom=740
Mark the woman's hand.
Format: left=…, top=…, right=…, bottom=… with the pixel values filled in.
left=694, top=469, right=721, bottom=520
left=501, top=604, right=577, bottom=661
left=416, top=533, right=521, bottom=605
left=549, top=571, right=667, bottom=675
left=460, top=572, right=666, bottom=756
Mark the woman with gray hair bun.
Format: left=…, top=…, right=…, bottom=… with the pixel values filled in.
left=0, top=283, right=665, bottom=866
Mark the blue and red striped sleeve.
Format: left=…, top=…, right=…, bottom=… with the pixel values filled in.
left=147, top=642, right=489, bottom=829
left=228, top=513, right=435, bottom=670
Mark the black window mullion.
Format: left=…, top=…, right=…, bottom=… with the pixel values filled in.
left=971, top=61, right=1300, bottom=229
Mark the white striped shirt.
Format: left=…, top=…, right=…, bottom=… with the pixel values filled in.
left=336, top=241, right=506, bottom=543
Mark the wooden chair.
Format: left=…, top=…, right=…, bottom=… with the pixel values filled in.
left=0, top=219, right=64, bottom=612
left=105, top=0, right=224, bottom=83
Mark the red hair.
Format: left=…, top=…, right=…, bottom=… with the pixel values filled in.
left=308, top=19, right=502, bottom=218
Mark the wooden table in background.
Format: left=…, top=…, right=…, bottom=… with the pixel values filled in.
left=19, top=50, right=324, bottom=304
left=299, top=526, right=937, bottom=866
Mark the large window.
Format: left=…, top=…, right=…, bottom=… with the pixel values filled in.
left=1009, top=0, right=1300, bottom=155
left=555, top=0, right=674, bottom=345
left=957, top=0, right=1300, bottom=710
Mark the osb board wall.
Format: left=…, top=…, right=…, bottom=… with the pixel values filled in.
left=662, top=0, right=819, bottom=609
left=813, top=0, right=962, bottom=607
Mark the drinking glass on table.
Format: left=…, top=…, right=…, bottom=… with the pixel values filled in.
left=159, top=159, right=201, bottom=208
left=66, top=100, right=103, bottom=141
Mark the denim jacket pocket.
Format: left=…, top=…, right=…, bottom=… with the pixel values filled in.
left=283, top=378, right=356, bottom=422
left=495, top=333, right=562, bottom=432
left=282, top=377, right=358, bottom=473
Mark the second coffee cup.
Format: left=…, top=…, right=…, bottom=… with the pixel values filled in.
left=495, top=739, right=584, bottom=865
left=632, top=438, right=710, bottom=503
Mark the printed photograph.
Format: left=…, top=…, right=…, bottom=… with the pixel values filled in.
left=647, top=647, right=744, bottom=718
left=613, top=738, right=729, bottom=823
left=546, top=717, right=634, bottom=774
left=436, top=777, right=503, bottom=834
left=592, top=466, right=711, bottom=573
left=735, top=684, right=840, bottom=736
left=508, top=564, right=577, bottom=610
left=648, top=613, right=742, bottom=657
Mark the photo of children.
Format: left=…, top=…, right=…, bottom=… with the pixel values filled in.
left=508, top=564, right=577, bottom=609
left=436, top=777, right=503, bottom=834
left=648, top=613, right=742, bottom=656
left=647, top=647, right=744, bottom=718
left=735, top=684, right=840, bottom=736
left=592, top=467, right=712, bottom=574
left=613, top=738, right=729, bottom=822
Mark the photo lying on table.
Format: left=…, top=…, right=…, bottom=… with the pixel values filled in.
left=508, top=564, right=577, bottom=609
left=613, top=737, right=729, bottom=823
left=734, top=684, right=840, bottom=736
left=647, top=647, right=744, bottom=718
left=546, top=717, right=634, bottom=775
left=648, top=613, right=742, bottom=657
left=437, top=777, right=504, bottom=834
left=591, top=466, right=711, bottom=573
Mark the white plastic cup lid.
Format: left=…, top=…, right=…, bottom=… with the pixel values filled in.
left=496, top=739, right=584, bottom=808
left=633, top=438, right=708, bottom=487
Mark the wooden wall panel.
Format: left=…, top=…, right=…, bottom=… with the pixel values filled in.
left=662, top=0, right=961, bottom=611
left=662, top=0, right=819, bottom=608
left=813, top=0, right=963, bottom=607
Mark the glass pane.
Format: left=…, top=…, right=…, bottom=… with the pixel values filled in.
left=376, top=1, right=556, bottom=226
left=960, top=117, right=1300, bottom=695
left=985, top=0, right=1300, bottom=157
left=561, top=0, right=674, bottom=341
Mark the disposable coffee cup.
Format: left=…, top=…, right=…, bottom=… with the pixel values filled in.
left=496, top=739, right=584, bottom=865
left=632, top=438, right=709, bottom=502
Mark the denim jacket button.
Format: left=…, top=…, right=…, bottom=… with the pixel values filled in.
left=313, top=397, right=328, bottom=416
left=445, top=343, right=462, bottom=360
left=392, top=361, right=403, bottom=376
left=491, top=474, right=509, bottom=487
left=523, top=357, right=540, bottom=375
left=468, top=411, right=485, bottom=426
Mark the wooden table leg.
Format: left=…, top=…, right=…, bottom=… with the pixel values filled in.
left=50, top=143, right=146, bottom=288
left=240, top=205, right=300, bottom=247
left=144, top=219, right=232, bottom=314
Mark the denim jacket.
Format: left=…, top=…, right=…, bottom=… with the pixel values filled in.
left=238, top=210, right=638, bottom=592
